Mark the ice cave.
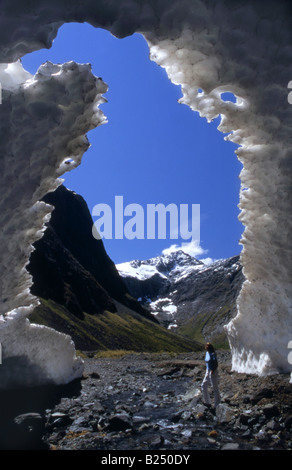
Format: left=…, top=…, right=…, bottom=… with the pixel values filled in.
left=0, top=0, right=291, bottom=388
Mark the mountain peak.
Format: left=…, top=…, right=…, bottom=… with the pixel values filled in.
left=117, top=251, right=244, bottom=346
left=117, top=249, right=204, bottom=282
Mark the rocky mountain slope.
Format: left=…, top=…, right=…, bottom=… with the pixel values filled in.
left=27, top=185, right=200, bottom=353
left=117, top=251, right=245, bottom=348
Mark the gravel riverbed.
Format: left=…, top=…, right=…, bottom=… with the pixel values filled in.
left=1, top=351, right=291, bottom=452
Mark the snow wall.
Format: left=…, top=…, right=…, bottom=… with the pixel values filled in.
left=0, top=0, right=291, bottom=388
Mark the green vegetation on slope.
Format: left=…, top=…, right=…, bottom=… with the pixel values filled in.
left=178, top=303, right=233, bottom=350
left=30, top=298, right=203, bottom=354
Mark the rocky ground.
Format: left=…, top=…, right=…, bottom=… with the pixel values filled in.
left=1, top=351, right=291, bottom=453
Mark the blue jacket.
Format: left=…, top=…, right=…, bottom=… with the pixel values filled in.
left=205, top=351, right=218, bottom=371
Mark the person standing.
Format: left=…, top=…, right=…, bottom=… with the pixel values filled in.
left=201, top=342, right=221, bottom=408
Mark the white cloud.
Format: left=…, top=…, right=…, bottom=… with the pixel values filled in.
left=200, top=257, right=215, bottom=266
left=162, top=239, right=216, bottom=265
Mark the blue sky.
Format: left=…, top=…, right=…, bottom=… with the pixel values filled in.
left=22, top=23, right=243, bottom=265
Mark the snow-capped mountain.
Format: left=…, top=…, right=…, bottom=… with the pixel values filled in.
left=117, top=250, right=244, bottom=347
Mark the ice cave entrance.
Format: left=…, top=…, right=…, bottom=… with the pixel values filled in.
left=21, top=23, right=243, bottom=266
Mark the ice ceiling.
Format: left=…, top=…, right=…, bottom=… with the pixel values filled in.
left=0, top=0, right=291, bottom=388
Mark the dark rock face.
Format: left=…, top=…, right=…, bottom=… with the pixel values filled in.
left=27, top=185, right=155, bottom=321
left=28, top=223, right=116, bottom=317
left=123, top=271, right=171, bottom=301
